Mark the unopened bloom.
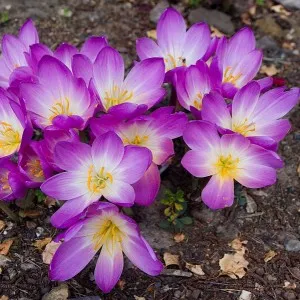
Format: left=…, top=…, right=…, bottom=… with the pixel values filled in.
left=0, top=89, right=30, bottom=158
left=0, top=19, right=39, bottom=88
left=202, top=82, right=300, bottom=150
left=182, top=121, right=283, bottom=209
left=50, top=202, right=163, bottom=293
left=0, top=158, right=27, bottom=201
left=20, top=56, right=96, bottom=130
left=41, top=131, right=152, bottom=227
left=136, top=8, right=211, bottom=77
left=90, top=107, right=188, bottom=205
left=210, top=27, right=263, bottom=98
left=91, top=46, right=165, bottom=117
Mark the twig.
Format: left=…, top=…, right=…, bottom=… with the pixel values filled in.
left=161, top=269, right=193, bottom=277
left=0, top=201, right=19, bottom=223
left=237, top=212, right=264, bottom=219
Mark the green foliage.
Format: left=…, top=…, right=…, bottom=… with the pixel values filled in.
left=234, top=183, right=246, bottom=206
left=0, top=11, right=9, bottom=24
left=188, top=0, right=202, bottom=8
left=256, top=0, right=265, bottom=6
left=35, top=189, right=46, bottom=203
left=159, top=189, right=193, bottom=231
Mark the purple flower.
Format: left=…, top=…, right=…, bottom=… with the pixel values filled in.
left=90, top=107, right=188, bottom=205
left=0, top=89, right=31, bottom=158
left=50, top=202, right=163, bottom=293
left=0, top=19, right=39, bottom=88
left=18, top=141, right=54, bottom=188
left=201, top=82, right=300, bottom=150
left=181, top=121, right=283, bottom=209
left=20, top=56, right=96, bottom=130
left=136, top=8, right=211, bottom=77
left=41, top=131, right=152, bottom=228
left=91, top=46, right=165, bottom=117
left=175, top=60, right=213, bottom=117
left=211, top=27, right=263, bottom=98
left=0, top=158, right=27, bottom=201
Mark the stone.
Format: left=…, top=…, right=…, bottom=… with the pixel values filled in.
left=244, top=192, right=257, bottom=214
left=150, top=0, right=169, bottom=23
left=255, top=17, right=284, bottom=39
left=283, top=291, right=296, bottom=300
left=0, top=254, right=11, bottom=267
left=275, top=0, right=300, bottom=10
left=20, top=263, right=36, bottom=271
left=257, top=36, right=282, bottom=57
left=191, top=289, right=201, bottom=299
left=188, top=7, right=234, bottom=34
left=284, top=239, right=300, bottom=252
left=42, top=284, right=69, bottom=300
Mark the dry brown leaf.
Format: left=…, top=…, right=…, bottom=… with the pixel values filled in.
left=283, top=281, right=297, bottom=289
left=134, top=296, right=145, bottom=300
left=174, top=233, right=185, bottom=243
left=186, top=263, right=205, bottom=276
left=33, top=237, right=52, bottom=250
left=42, top=241, right=61, bottom=264
left=163, top=252, right=179, bottom=266
left=229, top=238, right=248, bottom=254
left=248, top=5, right=256, bottom=16
left=0, top=240, right=13, bottom=255
left=44, top=196, right=56, bottom=208
left=146, top=30, right=157, bottom=40
left=0, top=220, right=5, bottom=231
left=270, top=4, right=291, bottom=16
left=19, top=209, right=42, bottom=218
left=0, top=296, right=9, bottom=300
left=260, top=64, right=280, bottom=76
left=219, top=252, right=249, bottom=279
left=264, top=250, right=277, bottom=263
left=282, top=41, right=296, bottom=50
left=117, top=279, right=126, bottom=290
left=241, top=13, right=251, bottom=25
left=210, top=26, right=225, bottom=38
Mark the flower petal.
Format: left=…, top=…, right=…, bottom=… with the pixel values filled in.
left=136, top=37, right=163, bottom=60
left=18, top=19, right=39, bottom=49
left=54, top=43, right=78, bottom=70
left=72, top=54, right=93, bottom=84
left=81, top=36, right=108, bottom=62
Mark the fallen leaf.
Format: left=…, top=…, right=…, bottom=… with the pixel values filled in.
left=264, top=250, right=277, bottom=263
left=260, top=64, right=280, bottom=76
left=239, top=290, right=252, bottom=300
left=163, top=252, right=179, bottom=266
left=0, top=240, right=13, bottom=255
left=146, top=29, right=157, bottom=40
left=210, top=26, right=225, bottom=38
left=219, top=252, right=249, bottom=279
left=33, top=237, right=52, bottom=250
left=0, top=220, right=5, bottom=231
left=44, top=196, right=56, bottom=207
left=282, top=41, right=296, bottom=50
left=0, top=296, right=9, bottom=300
left=186, top=263, right=205, bottom=276
left=248, top=5, right=256, bottom=16
left=270, top=4, right=291, bottom=16
left=134, top=296, right=145, bottom=300
left=174, top=233, right=185, bottom=243
left=42, top=241, right=61, bottom=264
left=117, top=279, right=126, bottom=290
left=283, top=281, right=297, bottom=289
left=241, top=12, right=251, bottom=25
left=229, top=238, right=248, bottom=254
left=19, top=209, right=42, bottom=218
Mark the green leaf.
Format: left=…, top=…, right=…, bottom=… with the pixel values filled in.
left=164, top=207, right=171, bottom=216
left=175, top=203, right=183, bottom=211
left=159, top=220, right=171, bottom=229
left=179, top=216, right=193, bottom=225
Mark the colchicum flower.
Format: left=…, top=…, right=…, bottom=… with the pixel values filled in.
left=91, top=46, right=165, bottom=117
left=210, top=27, right=265, bottom=98
left=0, top=158, right=27, bottom=201
left=181, top=121, right=283, bottom=209
left=90, top=107, right=188, bottom=205
left=0, top=19, right=39, bottom=88
left=136, top=8, right=211, bottom=77
left=41, top=131, right=152, bottom=228
left=201, top=82, right=300, bottom=150
left=20, top=55, right=96, bottom=130
left=50, top=202, right=163, bottom=293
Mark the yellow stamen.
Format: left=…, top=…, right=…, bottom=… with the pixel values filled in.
left=164, top=54, right=186, bottom=71
left=123, top=135, right=149, bottom=146
left=49, top=97, right=72, bottom=121
left=232, top=118, right=256, bottom=136
left=26, top=159, right=44, bottom=180
left=104, top=85, right=133, bottom=110
left=193, top=92, right=203, bottom=110
left=0, top=121, right=21, bottom=155
left=223, top=66, right=242, bottom=86
left=87, top=166, right=113, bottom=193
left=0, top=171, right=11, bottom=193
left=215, top=154, right=240, bottom=179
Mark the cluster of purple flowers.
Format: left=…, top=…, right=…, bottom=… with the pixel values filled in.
left=0, top=7, right=298, bottom=293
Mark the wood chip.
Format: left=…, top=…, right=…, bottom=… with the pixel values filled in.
left=264, top=250, right=277, bottom=263
left=163, top=252, right=179, bottom=266
left=134, top=296, right=146, bottom=300
left=33, top=237, right=52, bottom=250
left=174, top=233, right=185, bottom=243
left=0, top=240, right=13, bottom=255
left=283, top=281, right=297, bottom=289
left=270, top=4, right=291, bottom=16
left=161, top=269, right=193, bottom=277
left=186, top=263, right=205, bottom=276
left=42, top=241, right=61, bottom=264
left=260, top=64, right=280, bottom=76
left=0, top=220, right=5, bottom=231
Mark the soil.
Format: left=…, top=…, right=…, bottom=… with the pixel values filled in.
left=0, top=0, right=300, bottom=299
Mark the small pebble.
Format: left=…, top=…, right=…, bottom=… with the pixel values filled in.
left=256, top=267, right=265, bottom=276
left=174, top=290, right=181, bottom=298
left=36, top=227, right=45, bottom=237
left=283, top=291, right=296, bottom=300
left=284, top=239, right=300, bottom=252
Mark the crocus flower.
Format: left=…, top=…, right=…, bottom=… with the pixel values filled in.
left=90, top=107, right=188, bottom=205
left=0, top=158, right=27, bottom=201
left=136, top=7, right=211, bottom=79
left=91, top=46, right=165, bottom=117
left=0, top=19, right=39, bottom=88
left=0, top=89, right=30, bottom=158
left=41, top=131, right=152, bottom=228
left=20, top=55, right=96, bottom=130
left=210, top=27, right=263, bottom=98
left=50, top=202, right=163, bottom=293
left=18, top=141, right=53, bottom=188
left=201, top=82, right=300, bottom=150
left=175, top=60, right=213, bottom=118
left=181, top=121, right=283, bottom=209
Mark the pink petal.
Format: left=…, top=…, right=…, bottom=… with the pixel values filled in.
left=54, top=43, right=78, bottom=70
left=72, top=54, right=93, bottom=84
left=81, top=36, right=108, bottom=62
left=136, top=37, right=163, bottom=60
left=18, top=19, right=39, bottom=49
